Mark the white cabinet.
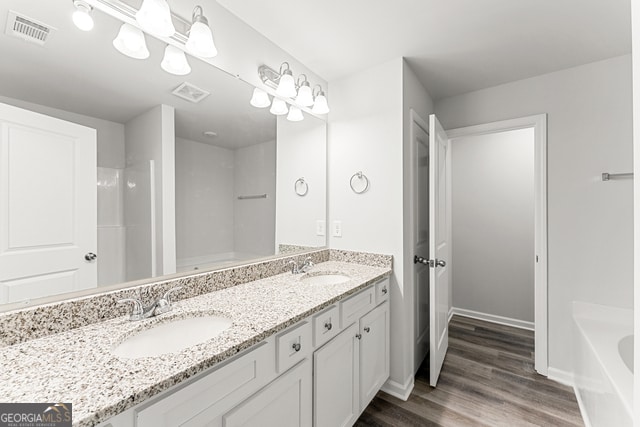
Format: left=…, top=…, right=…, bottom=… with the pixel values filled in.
left=223, top=359, right=312, bottom=427
left=313, top=323, right=359, bottom=427
left=358, top=301, right=389, bottom=410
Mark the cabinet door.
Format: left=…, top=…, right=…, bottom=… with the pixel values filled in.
left=222, top=359, right=312, bottom=427
left=313, top=323, right=359, bottom=427
left=359, top=301, right=390, bottom=411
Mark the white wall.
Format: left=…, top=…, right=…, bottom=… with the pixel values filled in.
left=275, top=116, right=327, bottom=249
left=175, top=138, right=235, bottom=263
left=125, top=105, right=176, bottom=278
left=450, top=128, right=535, bottom=322
left=435, top=55, right=634, bottom=374
left=234, top=140, right=277, bottom=256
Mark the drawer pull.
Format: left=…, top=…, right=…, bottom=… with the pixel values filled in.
left=324, top=322, right=332, bottom=331
left=292, top=342, right=301, bottom=352
left=364, top=326, right=371, bottom=333
left=382, top=287, right=388, bottom=294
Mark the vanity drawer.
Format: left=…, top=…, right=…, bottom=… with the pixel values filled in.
left=375, top=278, right=390, bottom=304
left=313, top=305, right=340, bottom=347
left=136, top=339, right=275, bottom=427
left=276, top=321, right=312, bottom=373
left=340, top=286, right=375, bottom=328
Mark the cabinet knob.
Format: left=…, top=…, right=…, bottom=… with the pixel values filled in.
left=292, top=342, right=301, bottom=352
left=364, top=326, right=371, bottom=333
left=324, top=322, right=332, bottom=331
left=85, top=252, right=97, bottom=261
left=355, top=333, right=362, bottom=340
left=381, top=287, right=388, bottom=294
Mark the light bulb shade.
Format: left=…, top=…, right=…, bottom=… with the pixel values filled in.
left=276, top=71, right=297, bottom=98
left=161, top=45, right=191, bottom=75
left=113, top=23, right=149, bottom=59
left=186, top=20, right=217, bottom=58
left=312, top=93, right=330, bottom=114
left=250, top=88, right=271, bottom=108
left=136, top=0, right=175, bottom=37
left=295, top=83, right=314, bottom=107
left=270, top=98, right=289, bottom=115
left=72, top=1, right=94, bottom=31
left=287, top=106, right=304, bottom=122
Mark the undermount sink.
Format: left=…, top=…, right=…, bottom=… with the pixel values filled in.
left=300, top=273, right=350, bottom=286
left=112, top=315, right=232, bottom=359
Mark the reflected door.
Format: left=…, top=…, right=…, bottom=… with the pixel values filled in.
left=0, top=102, right=97, bottom=304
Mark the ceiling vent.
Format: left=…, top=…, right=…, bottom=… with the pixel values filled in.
left=171, top=82, right=210, bottom=103
left=5, top=10, right=55, bottom=46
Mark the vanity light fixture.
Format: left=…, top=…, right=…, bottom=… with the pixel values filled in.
left=136, top=0, right=175, bottom=37
left=250, top=88, right=271, bottom=108
left=270, top=97, right=289, bottom=115
left=287, top=106, right=304, bottom=122
left=161, top=44, right=191, bottom=75
left=276, top=62, right=297, bottom=98
left=113, top=23, right=149, bottom=59
left=72, top=0, right=94, bottom=31
left=185, top=6, right=217, bottom=58
left=311, top=85, right=330, bottom=115
left=295, top=75, right=314, bottom=107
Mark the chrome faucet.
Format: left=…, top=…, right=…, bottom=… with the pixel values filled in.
left=288, top=257, right=314, bottom=274
left=117, top=286, right=183, bottom=321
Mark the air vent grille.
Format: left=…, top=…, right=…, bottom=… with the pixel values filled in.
left=5, top=11, right=55, bottom=45
left=171, top=82, right=210, bottom=103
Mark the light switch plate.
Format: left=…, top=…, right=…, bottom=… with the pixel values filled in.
left=332, top=221, right=342, bottom=237
left=316, top=220, right=326, bottom=236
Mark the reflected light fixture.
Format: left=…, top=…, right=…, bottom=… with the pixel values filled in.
left=276, top=62, right=296, bottom=98
left=136, top=0, right=175, bottom=37
left=295, top=75, right=314, bottom=107
left=270, top=97, right=289, bottom=115
left=72, top=0, right=94, bottom=31
left=185, top=6, right=217, bottom=58
left=287, top=106, right=304, bottom=122
left=113, top=23, right=149, bottom=59
left=161, top=44, right=191, bottom=75
left=312, top=85, right=330, bottom=114
left=250, top=88, right=271, bottom=108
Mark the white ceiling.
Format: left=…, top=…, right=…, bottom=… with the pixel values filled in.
left=216, top=0, right=632, bottom=100
left=0, top=0, right=276, bottom=148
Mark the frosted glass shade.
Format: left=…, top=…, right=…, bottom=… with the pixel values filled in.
left=161, top=45, right=191, bottom=75
left=276, top=71, right=296, bottom=98
left=186, top=20, right=217, bottom=58
left=72, top=3, right=94, bottom=31
left=136, top=0, right=175, bottom=37
left=287, top=106, right=304, bottom=122
left=270, top=98, right=289, bottom=115
left=113, top=23, right=149, bottom=59
left=312, top=93, right=330, bottom=114
left=295, top=83, right=314, bottom=107
left=250, top=88, right=271, bottom=108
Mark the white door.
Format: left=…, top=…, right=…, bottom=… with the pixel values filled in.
left=0, top=102, right=97, bottom=304
left=411, top=114, right=430, bottom=373
left=428, top=114, right=449, bottom=386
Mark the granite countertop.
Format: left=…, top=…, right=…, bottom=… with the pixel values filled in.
left=0, top=261, right=390, bottom=427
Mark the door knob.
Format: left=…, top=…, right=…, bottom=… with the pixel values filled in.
left=414, top=255, right=429, bottom=265
left=85, top=252, right=97, bottom=261
left=436, top=259, right=446, bottom=267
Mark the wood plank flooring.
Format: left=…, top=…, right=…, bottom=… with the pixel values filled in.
left=355, top=315, right=584, bottom=427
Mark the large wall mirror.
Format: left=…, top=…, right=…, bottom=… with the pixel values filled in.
left=0, top=0, right=327, bottom=310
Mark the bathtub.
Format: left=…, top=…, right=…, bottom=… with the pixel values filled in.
left=573, top=301, right=633, bottom=427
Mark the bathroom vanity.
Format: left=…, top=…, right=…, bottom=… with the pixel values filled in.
left=0, top=253, right=391, bottom=427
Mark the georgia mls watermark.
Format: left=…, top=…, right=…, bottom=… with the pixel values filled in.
left=0, top=403, right=72, bottom=427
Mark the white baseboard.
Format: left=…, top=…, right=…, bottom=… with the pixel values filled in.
left=572, top=385, right=592, bottom=427
left=546, top=367, right=574, bottom=387
left=381, top=376, right=414, bottom=401
left=448, top=306, right=454, bottom=322
left=451, top=307, right=534, bottom=331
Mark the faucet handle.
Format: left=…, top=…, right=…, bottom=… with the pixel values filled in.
left=162, top=286, right=183, bottom=305
left=117, top=298, right=143, bottom=320
left=288, top=259, right=299, bottom=274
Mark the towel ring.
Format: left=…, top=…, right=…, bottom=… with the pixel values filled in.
left=294, top=177, right=308, bottom=196
left=350, top=171, right=369, bottom=194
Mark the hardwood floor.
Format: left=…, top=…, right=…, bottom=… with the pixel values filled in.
left=355, top=315, right=584, bottom=427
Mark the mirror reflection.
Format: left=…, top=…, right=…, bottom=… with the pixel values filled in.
left=0, top=0, right=327, bottom=308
